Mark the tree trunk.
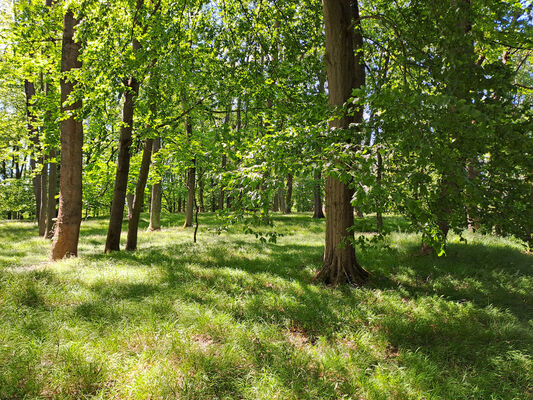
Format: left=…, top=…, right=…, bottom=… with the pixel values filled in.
left=24, top=80, right=41, bottom=223
left=376, top=148, right=383, bottom=233
left=126, top=138, right=153, bottom=250
left=273, top=190, right=279, bottom=212
left=313, top=169, right=325, bottom=219
left=127, top=193, right=134, bottom=220
left=210, top=177, right=217, bottom=212
left=218, top=154, right=226, bottom=210
left=183, top=118, right=195, bottom=227
left=46, top=150, right=57, bottom=239
left=315, top=0, right=367, bottom=285
left=198, top=173, right=205, bottom=212
left=50, top=10, right=83, bottom=260
left=278, top=188, right=286, bottom=213
left=148, top=137, right=162, bottom=231
left=184, top=163, right=196, bottom=227
left=285, top=173, right=293, bottom=214
left=104, top=0, right=142, bottom=253
left=38, top=160, right=48, bottom=236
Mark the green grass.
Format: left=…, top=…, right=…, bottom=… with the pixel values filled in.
left=0, top=213, right=532, bottom=399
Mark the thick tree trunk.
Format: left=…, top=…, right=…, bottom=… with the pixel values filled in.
left=126, top=138, right=153, bottom=250
left=38, top=161, right=48, bottom=236
left=315, top=0, right=367, bottom=285
left=285, top=173, right=293, bottom=214
left=148, top=137, right=162, bottom=231
left=313, top=169, right=325, bottom=219
left=50, top=10, right=83, bottom=260
left=24, top=81, right=41, bottom=223
left=46, top=150, right=57, bottom=238
left=184, top=164, right=196, bottom=227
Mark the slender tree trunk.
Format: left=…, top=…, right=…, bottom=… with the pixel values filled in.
left=278, top=188, right=286, bottom=213
left=273, top=190, right=279, bottom=212
left=218, top=154, right=226, bottom=210
left=104, top=0, right=142, bottom=253
left=284, top=174, right=293, bottom=213
left=24, top=81, right=41, bottom=223
left=126, top=138, right=153, bottom=250
left=126, top=193, right=134, bottom=220
left=210, top=177, right=217, bottom=212
left=184, top=163, right=196, bottom=227
left=38, top=161, right=48, bottom=236
left=315, top=0, right=367, bottom=285
left=198, top=173, right=205, bottom=212
left=105, top=73, right=139, bottom=252
left=50, top=10, right=83, bottom=260
left=313, top=169, right=325, bottom=219
left=46, top=150, right=57, bottom=238
left=183, top=118, right=195, bottom=227
left=376, top=149, right=383, bottom=233
left=148, top=137, right=162, bottom=231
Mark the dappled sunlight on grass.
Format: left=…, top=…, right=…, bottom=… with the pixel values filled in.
left=0, top=213, right=531, bottom=399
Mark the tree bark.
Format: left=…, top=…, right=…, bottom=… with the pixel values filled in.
left=126, top=193, right=134, bottom=220
left=50, top=10, right=83, bottom=260
left=198, top=172, right=205, bottom=212
left=376, top=148, right=383, bottom=233
left=148, top=137, right=162, bottom=231
left=46, top=149, right=57, bottom=238
left=104, top=0, right=143, bottom=253
left=313, top=169, right=325, bottom=219
left=184, top=164, right=196, bottom=227
left=183, top=118, right=195, bottom=227
left=315, top=0, right=367, bottom=285
left=105, top=74, right=139, bottom=252
left=24, top=80, right=41, bottom=223
left=38, top=160, right=48, bottom=236
left=284, top=173, right=293, bottom=214
left=218, top=154, right=226, bottom=210
left=126, top=138, right=153, bottom=250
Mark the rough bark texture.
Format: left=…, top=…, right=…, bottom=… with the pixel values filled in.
left=38, top=161, right=48, bottom=236
left=315, top=0, right=367, bottom=285
left=50, top=10, right=83, bottom=260
left=126, top=138, right=153, bottom=250
left=46, top=150, right=57, bottom=239
left=148, top=137, right=162, bottom=231
left=24, top=81, right=41, bottom=222
left=284, top=174, right=293, bottom=214
left=313, top=169, right=325, bottom=219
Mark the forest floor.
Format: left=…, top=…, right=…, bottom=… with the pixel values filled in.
left=0, top=213, right=532, bottom=400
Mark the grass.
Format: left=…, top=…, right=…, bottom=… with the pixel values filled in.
left=0, top=212, right=531, bottom=399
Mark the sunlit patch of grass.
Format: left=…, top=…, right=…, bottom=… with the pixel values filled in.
left=0, top=213, right=531, bottom=399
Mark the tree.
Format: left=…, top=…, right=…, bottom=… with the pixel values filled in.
left=315, top=0, right=368, bottom=285
left=50, top=9, right=83, bottom=260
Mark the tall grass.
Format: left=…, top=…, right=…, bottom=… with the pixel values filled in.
left=0, top=213, right=531, bottom=399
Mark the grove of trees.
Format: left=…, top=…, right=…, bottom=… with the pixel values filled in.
left=0, top=0, right=531, bottom=283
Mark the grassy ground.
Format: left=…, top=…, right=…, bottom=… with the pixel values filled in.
left=0, top=213, right=531, bottom=400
